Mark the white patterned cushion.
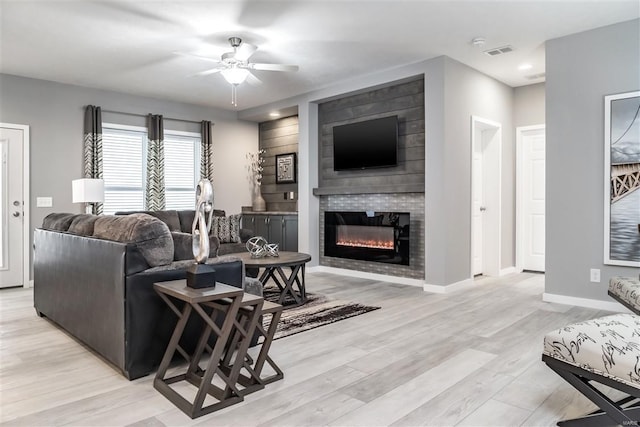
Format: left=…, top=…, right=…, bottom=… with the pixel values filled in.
left=212, top=214, right=241, bottom=243
left=543, top=313, right=640, bottom=389
left=609, top=276, right=640, bottom=314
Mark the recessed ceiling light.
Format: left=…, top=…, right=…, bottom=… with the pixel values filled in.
left=269, top=112, right=281, bottom=117
left=518, top=63, right=533, bottom=71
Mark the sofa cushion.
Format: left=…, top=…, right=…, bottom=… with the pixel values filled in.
left=177, top=210, right=195, bottom=233
left=42, top=213, right=77, bottom=231
left=176, top=209, right=226, bottom=233
left=67, top=214, right=99, bottom=236
left=93, top=214, right=174, bottom=267
left=218, top=242, right=247, bottom=256
left=171, top=231, right=220, bottom=261
left=212, top=214, right=242, bottom=243
left=115, top=210, right=181, bottom=232
left=543, top=313, right=640, bottom=390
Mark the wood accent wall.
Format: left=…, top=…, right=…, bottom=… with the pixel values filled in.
left=317, top=77, right=425, bottom=194
left=259, top=115, right=299, bottom=212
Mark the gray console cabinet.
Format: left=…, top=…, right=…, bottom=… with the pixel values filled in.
left=243, top=214, right=298, bottom=252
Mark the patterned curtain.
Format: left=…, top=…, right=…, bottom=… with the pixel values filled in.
left=200, top=120, right=214, bottom=182
left=146, top=114, right=165, bottom=211
left=83, top=105, right=103, bottom=215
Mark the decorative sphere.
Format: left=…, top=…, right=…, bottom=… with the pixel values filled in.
left=246, top=236, right=268, bottom=258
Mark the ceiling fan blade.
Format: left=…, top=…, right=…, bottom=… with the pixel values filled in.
left=235, top=43, right=258, bottom=61
left=191, top=68, right=224, bottom=77
left=173, top=51, right=222, bottom=64
left=246, top=72, right=263, bottom=86
left=249, top=63, right=299, bottom=72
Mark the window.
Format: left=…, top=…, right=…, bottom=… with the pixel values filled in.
left=101, top=124, right=200, bottom=214
left=164, top=132, right=200, bottom=210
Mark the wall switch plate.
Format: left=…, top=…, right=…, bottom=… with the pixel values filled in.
left=36, top=197, right=53, bottom=208
left=590, top=268, right=601, bottom=283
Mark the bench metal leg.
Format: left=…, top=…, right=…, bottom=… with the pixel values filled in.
left=544, top=355, right=640, bottom=426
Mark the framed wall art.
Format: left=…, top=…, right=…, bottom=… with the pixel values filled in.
left=604, top=90, right=640, bottom=267
left=276, top=153, right=297, bottom=184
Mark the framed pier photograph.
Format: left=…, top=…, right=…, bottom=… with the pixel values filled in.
left=604, top=91, right=640, bottom=267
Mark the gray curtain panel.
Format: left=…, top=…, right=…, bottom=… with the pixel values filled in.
left=146, top=114, right=165, bottom=211
left=83, top=105, right=103, bottom=215
left=200, top=120, right=214, bottom=182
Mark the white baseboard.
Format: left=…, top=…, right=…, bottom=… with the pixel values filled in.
left=306, top=265, right=424, bottom=287
left=26, top=279, right=34, bottom=288
left=543, top=293, right=632, bottom=313
left=499, top=266, right=519, bottom=276
left=423, top=278, right=475, bottom=294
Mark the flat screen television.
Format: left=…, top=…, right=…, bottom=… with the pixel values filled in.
left=332, top=115, right=398, bottom=171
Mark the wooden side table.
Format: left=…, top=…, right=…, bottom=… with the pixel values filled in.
left=153, top=280, right=251, bottom=419
left=238, top=300, right=285, bottom=394
left=236, top=251, right=312, bottom=305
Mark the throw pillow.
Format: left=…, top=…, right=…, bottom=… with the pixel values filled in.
left=212, top=214, right=242, bottom=243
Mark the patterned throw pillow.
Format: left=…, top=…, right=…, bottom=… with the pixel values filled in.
left=212, top=214, right=242, bottom=243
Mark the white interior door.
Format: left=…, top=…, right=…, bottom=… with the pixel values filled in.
left=0, top=126, right=25, bottom=288
left=472, top=138, right=484, bottom=276
left=519, top=126, right=546, bottom=272
left=471, top=117, right=502, bottom=278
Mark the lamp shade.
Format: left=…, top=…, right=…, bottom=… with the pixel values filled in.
left=220, top=67, right=249, bottom=85
left=72, top=178, right=104, bottom=203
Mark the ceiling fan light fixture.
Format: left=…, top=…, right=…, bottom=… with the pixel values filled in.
left=221, top=67, right=249, bottom=85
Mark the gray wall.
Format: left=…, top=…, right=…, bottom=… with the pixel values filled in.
left=313, top=77, right=425, bottom=278
left=427, top=57, right=514, bottom=286
left=258, top=115, right=299, bottom=212
left=318, top=77, right=425, bottom=193
left=546, top=19, right=640, bottom=301
left=514, top=83, right=545, bottom=128
left=0, top=73, right=258, bottom=278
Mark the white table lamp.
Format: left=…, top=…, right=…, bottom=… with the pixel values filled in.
left=72, top=178, right=104, bottom=214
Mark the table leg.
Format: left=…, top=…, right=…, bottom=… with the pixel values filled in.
left=191, top=295, right=242, bottom=414
left=275, top=264, right=305, bottom=305
left=155, top=300, right=193, bottom=383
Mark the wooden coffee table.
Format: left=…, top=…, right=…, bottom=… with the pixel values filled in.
left=236, top=251, right=312, bottom=306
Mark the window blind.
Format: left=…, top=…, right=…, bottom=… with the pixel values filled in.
left=164, top=133, right=198, bottom=210
left=101, top=125, right=200, bottom=214
left=102, top=127, right=145, bottom=214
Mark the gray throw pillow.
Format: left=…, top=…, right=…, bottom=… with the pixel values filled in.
left=212, top=214, right=241, bottom=243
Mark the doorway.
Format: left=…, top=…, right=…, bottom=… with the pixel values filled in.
left=471, top=116, right=502, bottom=278
left=516, top=125, right=546, bottom=272
left=0, top=123, right=30, bottom=288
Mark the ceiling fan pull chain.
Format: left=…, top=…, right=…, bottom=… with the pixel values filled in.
left=231, top=84, right=238, bottom=106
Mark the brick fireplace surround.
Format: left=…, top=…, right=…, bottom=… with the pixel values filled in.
left=319, top=193, right=425, bottom=280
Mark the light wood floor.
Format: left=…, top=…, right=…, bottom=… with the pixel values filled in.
left=0, top=272, right=616, bottom=426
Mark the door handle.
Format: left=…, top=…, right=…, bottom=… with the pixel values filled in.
left=479, top=206, right=487, bottom=212
left=12, top=211, right=20, bottom=217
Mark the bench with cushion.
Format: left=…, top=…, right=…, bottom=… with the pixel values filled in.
left=542, top=276, right=640, bottom=426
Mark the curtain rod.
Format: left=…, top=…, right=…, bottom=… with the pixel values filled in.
left=100, top=108, right=210, bottom=125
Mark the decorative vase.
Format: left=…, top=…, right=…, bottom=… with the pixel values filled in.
left=252, top=191, right=266, bottom=212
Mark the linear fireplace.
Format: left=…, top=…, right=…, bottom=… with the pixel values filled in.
left=324, top=211, right=410, bottom=265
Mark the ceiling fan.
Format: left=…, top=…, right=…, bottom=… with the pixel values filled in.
left=177, top=37, right=299, bottom=106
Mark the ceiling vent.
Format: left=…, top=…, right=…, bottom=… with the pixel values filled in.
left=525, top=72, right=546, bottom=80
left=483, top=45, right=515, bottom=56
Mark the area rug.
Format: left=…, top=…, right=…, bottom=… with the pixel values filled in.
left=262, top=287, right=380, bottom=340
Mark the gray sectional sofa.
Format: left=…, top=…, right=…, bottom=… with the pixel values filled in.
left=33, top=211, right=255, bottom=380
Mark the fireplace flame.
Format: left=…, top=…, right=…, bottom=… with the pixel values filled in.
left=336, top=224, right=395, bottom=251
left=336, top=239, right=394, bottom=250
